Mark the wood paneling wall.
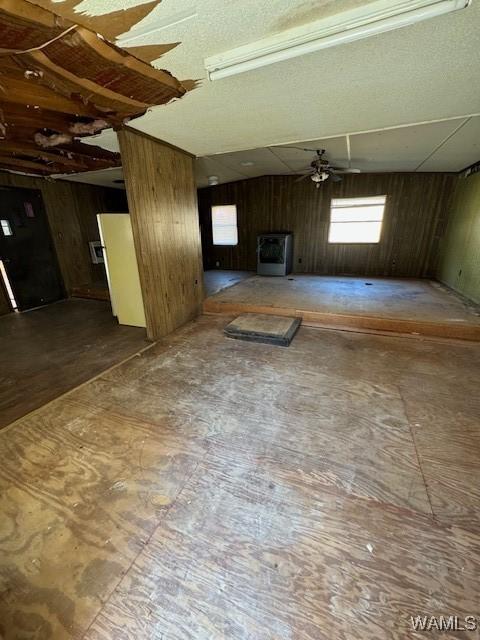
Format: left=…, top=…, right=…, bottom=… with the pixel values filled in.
left=0, top=172, right=127, bottom=300
left=199, top=173, right=456, bottom=277
left=118, top=128, right=204, bottom=341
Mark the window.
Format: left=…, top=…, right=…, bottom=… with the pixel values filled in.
left=1, top=219, right=13, bottom=236
left=328, top=196, right=386, bottom=244
left=212, top=205, right=238, bottom=246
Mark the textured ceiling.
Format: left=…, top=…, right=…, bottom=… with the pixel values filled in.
left=114, top=0, right=480, bottom=155
left=57, top=0, right=479, bottom=187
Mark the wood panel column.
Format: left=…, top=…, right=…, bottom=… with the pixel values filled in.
left=118, top=128, right=205, bottom=341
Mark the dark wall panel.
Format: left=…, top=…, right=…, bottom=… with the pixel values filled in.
left=199, top=173, right=456, bottom=277
left=0, top=281, right=10, bottom=316
left=0, top=172, right=127, bottom=295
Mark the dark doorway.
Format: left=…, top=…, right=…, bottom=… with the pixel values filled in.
left=0, top=187, right=64, bottom=311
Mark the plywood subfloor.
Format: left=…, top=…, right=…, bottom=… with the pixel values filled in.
left=204, top=269, right=253, bottom=296
left=0, top=299, right=147, bottom=429
left=0, top=315, right=479, bottom=639
left=204, top=275, right=480, bottom=340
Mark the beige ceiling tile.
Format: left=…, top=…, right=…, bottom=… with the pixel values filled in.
left=271, top=137, right=349, bottom=172
left=82, top=129, right=121, bottom=154
left=56, top=167, right=125, bottom=189
left=195, top=157, right=246, bottom=188
left=214, top=148, right=291, bottom=177
left=418, top=117, right=480, bottom=172
left=126, top=0, right=479, bottom=159
left=349, top=120, right=467, bottom=172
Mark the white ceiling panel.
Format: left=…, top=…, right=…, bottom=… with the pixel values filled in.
left=270, top=136, right=350, bottom=171
left=54, top=167, right=125, bottom=189
left=82, top=129, right=120, bottom=153
left=59, top=115, right=480, bottom=189
left=67, top=0, right=479, bottom=184
left=123, top=0, right=480, bottom=156
left=349, top=119, right=467, bottom=172
left=195, top=157, right=246, bottom=188
left=211, top=147, right=291, bottom=177
left=419, top=116, right=480, bottom=172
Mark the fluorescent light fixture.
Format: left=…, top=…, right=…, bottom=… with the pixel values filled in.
left=205, top=0, right=470, bottom=80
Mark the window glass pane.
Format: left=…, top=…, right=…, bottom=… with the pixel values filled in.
left=212, top=205, right=236, bottom=227
left=1, top=219, right=13, bottom=236
left=329, top=196, right=386, bottom=244
left=329, top=221, right=382, bottom=243
left=213, top=225, right=238, bottom=246
left=212, top=205, right=238, bottom=245
left=330, top=206, right=384, bottom=222
left=331, top=196, right=386, bottom=208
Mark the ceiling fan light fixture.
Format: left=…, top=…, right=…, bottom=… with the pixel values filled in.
left=311, top=171, right=329, bottom=183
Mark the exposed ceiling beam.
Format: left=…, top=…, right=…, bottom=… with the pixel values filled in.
left=0, top=155, right=58, bottom=173
left=0, top=0, right=189, bottom=176
left=0, top=142, right=88, bottom=169
left=4, top=76, right=107, bottom=119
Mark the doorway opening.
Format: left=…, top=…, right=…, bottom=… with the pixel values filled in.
left=0, top=187, right=64, bottom=311
left=0, top=259, right=18, bottom=310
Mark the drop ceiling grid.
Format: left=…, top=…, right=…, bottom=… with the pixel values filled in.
left=62, top=114, right=480, bottom=189
left=195, top=116, right=479, bottom=186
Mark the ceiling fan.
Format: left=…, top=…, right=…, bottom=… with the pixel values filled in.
left=284, top=148, right=360, bottom=187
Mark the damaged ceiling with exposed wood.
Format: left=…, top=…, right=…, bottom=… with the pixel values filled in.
left=0, top=0, right=189, bottom=175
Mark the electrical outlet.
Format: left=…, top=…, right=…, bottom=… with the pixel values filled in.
left=298, top=257, right=302, bottom=264
left=215, top=261, right=220, bottom=267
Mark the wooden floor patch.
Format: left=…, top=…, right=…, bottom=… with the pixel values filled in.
left=224, top=313, right=301, bottom=346
left=204, top=275, right=480, bottom=341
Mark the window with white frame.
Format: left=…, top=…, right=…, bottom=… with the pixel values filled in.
left=328, top=196, right=386, bottom=244
left=212, top=205, right=238, bottom=246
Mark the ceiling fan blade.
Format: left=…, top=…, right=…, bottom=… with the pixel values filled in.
left=328, top=173, right=342, bottom=182
left=294, top=165, right=313, bottom=173
left=273, top=146, right=320, bottom=153
left=331, top=167, right=361, bottom=173
left=294, top=173, right=311, bottom=182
